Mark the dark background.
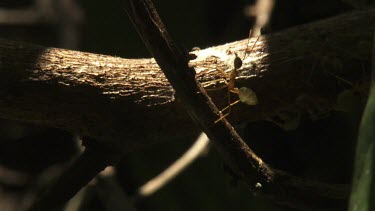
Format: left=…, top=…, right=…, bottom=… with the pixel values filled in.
left=0, top=0, right=373, bottom=210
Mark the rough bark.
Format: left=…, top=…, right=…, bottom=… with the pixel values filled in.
left=0, top=7, right=374, bottom=150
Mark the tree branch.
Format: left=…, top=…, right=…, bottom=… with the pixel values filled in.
left=0, top=7, right=373, bottom=151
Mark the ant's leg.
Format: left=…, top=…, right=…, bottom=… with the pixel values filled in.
left=200, top=67, right=230, bottom=92
left=224, top=87, right=240, bottom=118
left=205, top=85, right=228, bottom=92
left=220, top=99, right=241, bottom=115
left=214, top=112, right=229, bottom=124
left=214, top=88, right=240, bottom=123
left=214, top=99, right=241, bottom=124
left=214, top=88, right=232, bottom=124
left=243, top=31, right=260, bottom=61
left=204, top=78, right=228, bottom=91
left=243, top=29, right=253, bottom=60
left=230, top=89, right=239, bottom=94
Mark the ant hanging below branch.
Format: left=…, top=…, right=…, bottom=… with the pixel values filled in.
left=213, top=30, right=260, bottom=123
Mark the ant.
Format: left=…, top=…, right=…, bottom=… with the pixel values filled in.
left=214, top=30, right=260, bottom=123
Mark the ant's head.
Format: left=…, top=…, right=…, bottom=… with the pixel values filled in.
left=233, top=53, right=243, bottom=69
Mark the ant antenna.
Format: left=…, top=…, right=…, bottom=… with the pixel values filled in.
left=242, top=29, right=260, bottom=61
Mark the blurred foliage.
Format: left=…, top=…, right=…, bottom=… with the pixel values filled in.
left=349, top=87, right=375, bottom=211
left=349, top=38, right=375, bottom=210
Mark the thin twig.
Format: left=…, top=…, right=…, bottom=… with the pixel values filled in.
left=95, top=169, right=139, bottom=211
left=244, top=0, right=275, bottom=37
left=135, top=132, right=210, bottom=198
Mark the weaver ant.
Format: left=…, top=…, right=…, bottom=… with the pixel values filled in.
left=213, top=31, right=260, bottom=123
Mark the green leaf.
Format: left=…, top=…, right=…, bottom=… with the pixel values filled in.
left=349, top=84, right=375, bottom=211
left=349, top=32, right=375, bottom=210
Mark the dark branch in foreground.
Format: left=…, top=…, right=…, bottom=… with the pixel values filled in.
left=123, top=0, right=362, bottom=210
